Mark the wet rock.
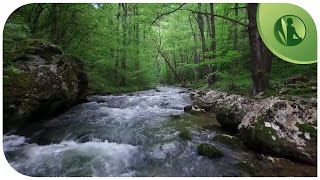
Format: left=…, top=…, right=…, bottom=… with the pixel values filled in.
left=183, top=105, right=192, bottom=112
left=178, top=90, right=187, bottom=94
left=184, top=105, right=206, bottom=114
left=178, top=128, right=192, bottom=141
left=212, top=134, right=244, bottom=149
left=190, top=90, right=207, bottom=100
left=216, top=108, right=244, bottom=132
left=197, top=143, right=223, bottom=159
left=96, top=99, right=106, bottom=103
left=235, top=161, right=259, bottom=176
left=240, top=117, right=317, bottom=165
left=190, top=89, right=317, bottom=165
left=3, top=40, right=88, bottom=132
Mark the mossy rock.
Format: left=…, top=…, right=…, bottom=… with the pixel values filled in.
left=216, top=108, right=242, bottom=132
left=13, top=39, right=63, bottom=61
left=178, top=128, right=192, bottom=141
left=3, top=40, right=88, bottom=133
left=240, top=118, right=282, bottom=154
left=212, top=134, right=245, bottom=150
left=235, top=162, right=259, bottom=176
left=240, top=118, right=316, bottom=165
left=296, top=123, right=317, bottom=140
left=197, top=143, right=224, bottom=159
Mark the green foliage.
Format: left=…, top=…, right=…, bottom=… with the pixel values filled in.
left=3, top=14, right=30, bottom=63
left=3, top=3, right=317, bottom=96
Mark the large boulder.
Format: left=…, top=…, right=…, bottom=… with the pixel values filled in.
left=239, top=99, right=317, bottom=165
left=190, top=90, right=317, bottom=165
left=3, top=40, right=88, bottom=132
left=216, top=107, right=244, bottom=132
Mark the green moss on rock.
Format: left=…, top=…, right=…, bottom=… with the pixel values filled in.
left=213, top=134, right=245, bottom=149
left=178, top=128, right=192, bottom=141
left=216, top=107, right=241, bottom=132
left=197, top=143, right=224, bottom=159
left=235, top=162, right=259, bottom=176
left=241, top=118, right=282, bottom=154
left=296, top=123, right=317, bottom=140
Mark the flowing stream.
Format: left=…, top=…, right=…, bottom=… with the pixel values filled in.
left=3, top=86, right=315, bottom=177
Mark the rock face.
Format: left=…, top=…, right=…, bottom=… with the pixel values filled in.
left=191, top=90, right=317, bottom=165
left=3, top=41, right=88, bottom=132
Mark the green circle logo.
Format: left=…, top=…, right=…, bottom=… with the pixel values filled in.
left=274, top=15, right=306, bottom=46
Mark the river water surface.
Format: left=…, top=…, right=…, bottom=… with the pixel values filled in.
left=3, top=86, right=316, bottom=177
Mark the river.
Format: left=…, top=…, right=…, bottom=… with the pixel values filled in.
left=3, top=86, right=316, bottom=177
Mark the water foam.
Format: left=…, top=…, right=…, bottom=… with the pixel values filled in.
left=4, top=135, right=142, bottom=177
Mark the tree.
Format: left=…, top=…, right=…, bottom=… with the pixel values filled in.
left=247, top=3, right=273, bottom=94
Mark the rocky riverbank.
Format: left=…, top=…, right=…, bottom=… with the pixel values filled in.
left=3, top=40, right=88, bottom=132
left=185, top=89, right=317, bottom=166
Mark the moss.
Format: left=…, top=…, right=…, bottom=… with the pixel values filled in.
left=296, top=123, right=317, bottom=140
left=197, top=143, right=224, bottom=159
left=235, top=162, right=259, bottom=176
left=216, top=108, right=240, bottom=132
left=212, top=134, right=245, bottom=149
left=178, top=128, right=192, bottom=141
left=241, top=118, right=282, bottom=154
left=24, top=39, right=51, bottom=46
left=165, top=114, right=215, bottom=130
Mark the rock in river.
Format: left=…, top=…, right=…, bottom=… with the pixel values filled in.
left=197, top=143, right=224, bottom=159
left=3, top=40, right=88, bottom=132
left=190, top=89, right=317, bottom=165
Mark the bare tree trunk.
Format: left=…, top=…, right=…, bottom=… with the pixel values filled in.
left=160, top=51, right=186, bottom=87
left=205, top=6, right=212, bottom=39
left=113, top=3, right=121, bottom=83
left=189, top=15, right=200, bottom=82
left=247, top=3, right=272, bottom=95
left=210, top=3, right=216, bottom=58
left=120, top=3, right=128, bottom=86
left=196, top=3, right=210, bottom=76
left=134, top=5, right=140, bottom=70
left=234, top=3, right=238, bottom=50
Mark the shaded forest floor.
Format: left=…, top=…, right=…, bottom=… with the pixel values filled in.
left=190, top=58, right=317, bottom=99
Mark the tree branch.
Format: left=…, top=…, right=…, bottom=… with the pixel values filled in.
left=178, top=8, right=248, bottom=27
left=151, top=3, right=186, bottom=24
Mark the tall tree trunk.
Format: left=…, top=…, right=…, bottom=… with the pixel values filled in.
left=114, top=3, right=121, bottom=83
left=120, top=3, right=128, bottom=86
left=247, top=3, right=272, bottom=95
left=196, top=3, right=210, bottom=76
left=210, top=3, right=216, bottom=58
left=189, top=15, right=200, bottom=82
left=234, top=3, right=238, bottom=50
left=134, top=5, right=140, bottom=70
left=205, top=6, right=212, bottom=39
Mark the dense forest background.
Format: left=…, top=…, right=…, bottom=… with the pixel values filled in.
left=3, top=3, right=317, bottom=96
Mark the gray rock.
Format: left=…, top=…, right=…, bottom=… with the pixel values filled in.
left=3, top=41, right=88, bottom=132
